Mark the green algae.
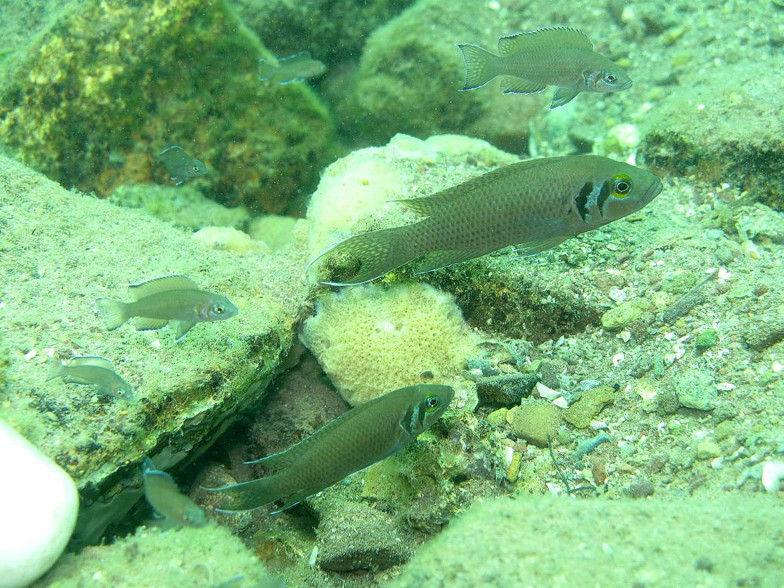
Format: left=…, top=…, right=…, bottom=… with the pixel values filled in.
left=0, top=0, right=338, bottom=214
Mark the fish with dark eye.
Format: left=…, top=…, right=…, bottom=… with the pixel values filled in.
left=458, top=26, right=632, bottom=108
left=203, top=384, right=454, bottom=512
left=96, top=274, right=238, bottom=341
left=47, top=355, right=132, bottom=400
left=142, top=458, right=207, bottom=528
left=258, top=51, right=326, bottom=85
left=307, top=155, right=661, bottom=286
left=158, top=145, right=207, bottom=186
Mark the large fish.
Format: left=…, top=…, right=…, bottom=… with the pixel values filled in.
left=203, top=384, right=454, bottom=513
left=458, top=27, right=632, bottom=108
left=307, top=155, right=661, bottom=286
left=96, top=274, right=238, bottom=341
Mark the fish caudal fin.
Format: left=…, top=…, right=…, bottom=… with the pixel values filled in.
left=95, top=298, right=129, bottom=331
left=306, top=225, right=418, bottom=286
left=202, top=475, right=285, bottom=513
left=457, top=44, right=497, bottom=90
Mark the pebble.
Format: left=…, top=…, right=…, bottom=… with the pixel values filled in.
left=675, top=369, right=717, bottom=411
left=0, top=420, right=79, bottom=587
left=506, top=400, right=563, bottom=447
left=476, top=373, right=538, bottom=406
left=601, top=299, right=650, bottom=330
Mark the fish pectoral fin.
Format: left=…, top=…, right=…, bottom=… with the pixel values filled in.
left=128, top=274, right=199, bottom=299
left=501, top=77, right=548, bottom=95
left=550, top=87, right=580, bottom=109
left=412, top=248, right=493, bottom=275
left=173, top=321, right=196, bottom=342
left=133, top=317, right=169, bottom=331
left=512, top=235, right=569, bottom=257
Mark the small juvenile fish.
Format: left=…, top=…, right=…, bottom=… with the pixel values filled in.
left=307, top=155, right=661, bottom=286
left=203, top=384, right=454, bottom=512
left=47, top=355, right=132, bottom=400
left=158, top=145, right=207, bottom=185
left=96, top=274, right=238, bottom=341
left=458, top=26, right=632, bottom=108
left=142, top=458, right=207, bottom=528
left=258, top=51, right=326, bottom=85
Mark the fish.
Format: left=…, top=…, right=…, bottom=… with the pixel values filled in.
left=258, top=51, right=326, bottom=85
left=457, top=26, right=632, bottom=108
left=158, top=145, right=207, bottom=186
left=141, top=458, right=208, bottom=528
left=47, top=355, right=132, bottom=400
left=203, top=384, right=454, bottom=513
left=96, top=274, right=238, bottom=341
left=307, top=155, right=662, bottom=286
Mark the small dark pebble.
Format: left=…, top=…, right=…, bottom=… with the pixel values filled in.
left=476, top=373, right=539, bottom=406
left=694, top=556, right=715, bottom=572
left=624, top=477, right=655, bottom=498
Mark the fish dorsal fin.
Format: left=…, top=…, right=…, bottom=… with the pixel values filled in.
left=280, top=51, right=312, bottom=63
left=69, top=355, right=114, bottom=370
left=128, top=274, right=198, bottom=300
left=398, top=195, right=444, bottom=216
left=498, top=27, right=592, bottom=57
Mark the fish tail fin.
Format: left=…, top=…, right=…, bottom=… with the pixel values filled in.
left=257, top=58, right=276, bottom=81
left=95, top=298, right=130, bottom=331
left=46, top=361, right=66, bottom=381
left=307, top=225, right=418, bottom=286
left=201, top=476, right=282, bottom=513
left=457, top=44, right=497, bottom=90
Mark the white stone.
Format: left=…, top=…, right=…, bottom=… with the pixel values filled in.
left=0, top=420, right=79, bottom=587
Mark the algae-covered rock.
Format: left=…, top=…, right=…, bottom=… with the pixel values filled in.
left=389, top=495, right=784, bottom=587
left=35, top=524, right=275, bottom=587
left=0, top=0, right=338, bottom=213
left=506, top=400, right=563, bottom=448
left=601, top=298, right=651, bottom=331
left=0, top=155, right=310, bottom=543
left=675, top=369, right=717, bottom=411
left=640, top=61, right=784, bottom=211
left=565, top=385, right=616, bottom=429
left=333, top=0, right=540, bottom=150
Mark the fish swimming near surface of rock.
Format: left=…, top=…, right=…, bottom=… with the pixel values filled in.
left=457, top=26, right=632, bottom=108
left=203, top=384, right=454, bottom=513
left=47, top=355, right=133, bottom=400
left=307, top=155, right=661, bottom=286
left=258, top=51, right=326, bottom=85
left=96, top=274, right=238, bottom=341
left=142, top=458, right=208, bottom=528
left=158, top=145, right=207, bottom=185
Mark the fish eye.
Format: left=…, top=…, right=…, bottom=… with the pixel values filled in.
left=213, top=304, right=225, bottom=314
left=424, top=394, right=441, bottom=412
left=604, top=72, right=617, bottom=84
left=193, top=165, right=201, bottom=172
left=611, top=174, right=633, bottom=198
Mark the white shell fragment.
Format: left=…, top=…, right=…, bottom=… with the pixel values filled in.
left=761, top=461, right=784, bottom=493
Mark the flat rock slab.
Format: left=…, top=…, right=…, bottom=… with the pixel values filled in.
left=0, top=156, right=310, bottom=542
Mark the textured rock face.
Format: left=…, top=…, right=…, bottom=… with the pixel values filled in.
left=0, top=420, right=79, bottom=588
left=0, top=0, right=338, bottom=214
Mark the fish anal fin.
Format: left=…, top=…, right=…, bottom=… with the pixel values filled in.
left=501, top=77, right=548, bottom=95
left=128, top=274, right=198, bottom=300
left=134, top=317, right=169, bottom=331
left=413, top=248, right=492, bottom=275
left=513, top=235, right=569, bottom=257
left=498, top=26, right=592, bottom=56
left=550, top=87, right=580, bottom=109
left=205, top=474, right=284, bottom=513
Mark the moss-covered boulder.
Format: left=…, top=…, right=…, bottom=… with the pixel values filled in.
left=640, top=61, right=784, bottom=211
left=0, top=155, right=311, bottom=543
left=0, top=0, right=339, bottom=214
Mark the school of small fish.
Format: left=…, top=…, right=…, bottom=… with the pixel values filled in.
left=45, top=21, right=661, bottom=536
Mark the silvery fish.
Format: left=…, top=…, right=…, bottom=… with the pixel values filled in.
left=307, top=155, right=661, bottom=286
left=158, top=145, right=207, bottom=185
left=203, top=384, right=454, bottom=513
left=142, top=458, right=207, bottom=528
left=258, top=51, right=326, bottom=85
left=47, top=355, right=132, bottom=400
left=96, top=274, right=238, bottom=341
left=458, top=26, right=632, bottom=108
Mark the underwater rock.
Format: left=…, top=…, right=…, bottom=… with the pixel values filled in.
left=301, top=282, right=479, bottom=407
left=0, top=0, right=338, bottom=214
left=0, top=420, right=79, bottom=588
left=564, top=385, right=616, bottom=429
left=388, top=494, right=784, bottom=587
left=601, top=298, right=651, bottom=331
left=0, top=155, right=310, bottom=543
left=476, top=373, right=539, bottom=406
left=640, top=61, right=784, bottom=211
left=333, top=0, right=540, bottom=150
left=506, top=400, right=563, bottom=448
left=675, top=369, right=717, bottom=411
